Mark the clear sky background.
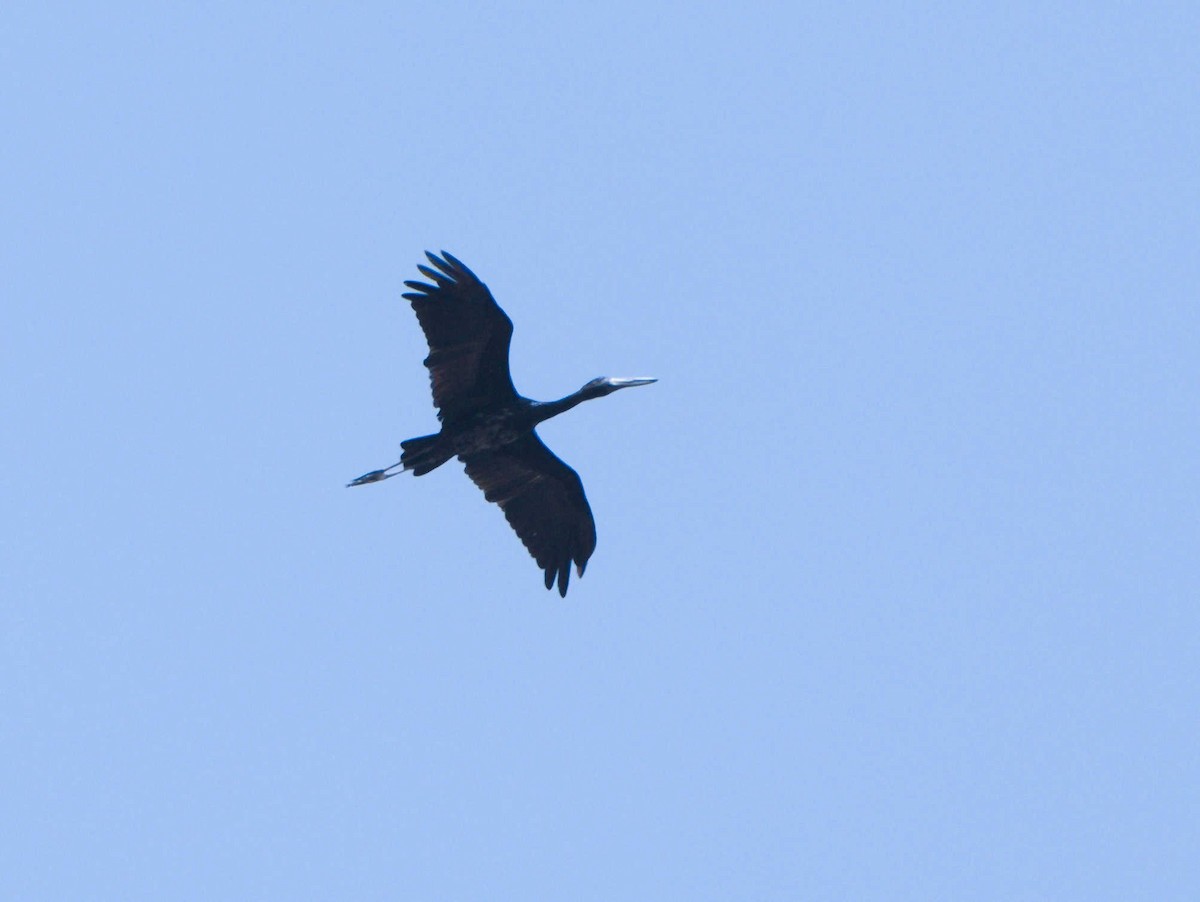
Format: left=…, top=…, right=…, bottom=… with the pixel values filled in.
left=3, top=3, right=1196, bottom=899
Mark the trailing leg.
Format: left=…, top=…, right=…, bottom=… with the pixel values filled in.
left=347, top=433, right=453, bottom=487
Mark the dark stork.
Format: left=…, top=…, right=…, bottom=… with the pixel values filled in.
left=348, top=251, right=655, bottom=597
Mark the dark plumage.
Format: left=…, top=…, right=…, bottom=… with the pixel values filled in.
left=348, top=251, right=655, bottom=597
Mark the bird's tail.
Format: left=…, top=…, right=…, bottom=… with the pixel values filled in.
left=400, top=433, right=452, bottom=476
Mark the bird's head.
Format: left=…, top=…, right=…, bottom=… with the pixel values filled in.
left=580, top=376, right=658, bottom=399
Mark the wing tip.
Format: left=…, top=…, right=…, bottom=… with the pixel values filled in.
left=416, top=264, right=451, bottom=285
left=543, top=559, right=573, bottom=597
left=439, top=250, right=479, bottom=282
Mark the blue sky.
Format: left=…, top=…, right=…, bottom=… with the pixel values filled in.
left=3, top=3, right=1197, bottom=899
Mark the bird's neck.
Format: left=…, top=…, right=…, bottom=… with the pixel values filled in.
left=531, top=389, right=595, bottom=425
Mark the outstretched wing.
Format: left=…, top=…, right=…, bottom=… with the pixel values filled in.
left=401, top=251, right=517, bottom=422
left=461, top=433, right=598, bottom=597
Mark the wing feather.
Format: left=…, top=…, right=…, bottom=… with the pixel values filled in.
left=461, top=433, right=597, bottom=597
left=403, top=252, right=516, bottom=421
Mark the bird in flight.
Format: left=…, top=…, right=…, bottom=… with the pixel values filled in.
left=348, top=251, right=656, bottom=597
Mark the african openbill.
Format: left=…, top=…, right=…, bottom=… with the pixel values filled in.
left=348, top=251, right=655, bottom=597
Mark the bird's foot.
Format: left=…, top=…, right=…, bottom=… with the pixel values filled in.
left=346, top=468, right=397, bottom=487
